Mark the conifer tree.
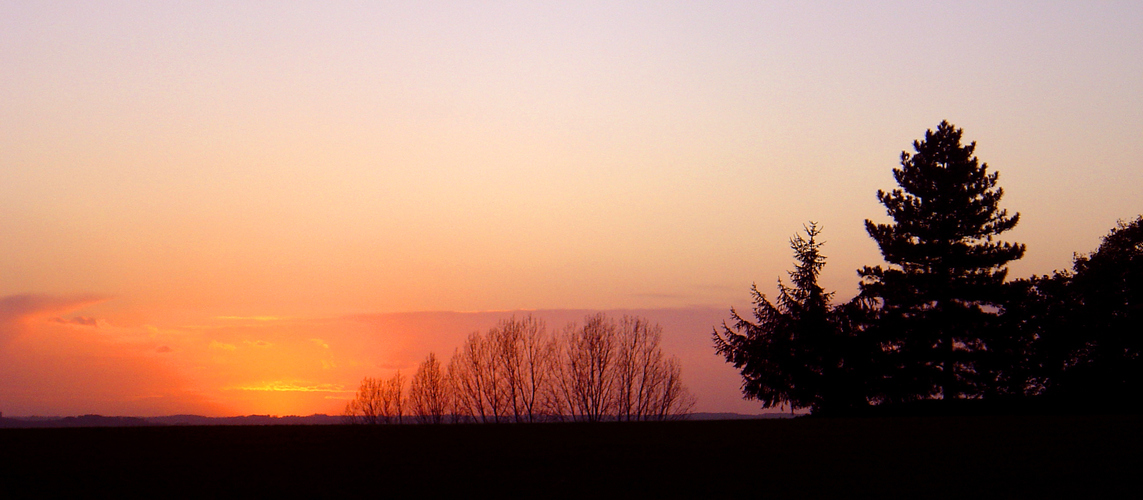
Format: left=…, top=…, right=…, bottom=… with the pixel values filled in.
left=715, top=223, right=855, bottom=413
left=860, top=121, right=1025, bottom=402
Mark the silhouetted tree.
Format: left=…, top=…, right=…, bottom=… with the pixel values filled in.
left=859, top=121, right=1025, bottom=402
left=343, top=371, right=405, bottom=424
left=1017, top=216, right=1143, bottom=407
left=613, top=316, right=695, bottom=420
left=490, top=316, right=559, bottom=423
left=447, top=316, right=561, bottom=423
left=409, top=352, right=451, bottom=424
left=714, top=223, right=860, bottom=414
left=978, top=277, right=1051, bottom=398
left=449, top=331, right=508, bottom=423
left=382, top=371, right=406, bottom=423
left=558, top=314, right=619, bottom=422
left=440, top=313, right=692, bottom=423
left=343, top=376, right=384, bottom=424
left=554, top=313, right=694, bottom=422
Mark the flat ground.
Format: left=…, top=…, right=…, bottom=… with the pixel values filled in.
left=1, top=415, right=1138, bottom=498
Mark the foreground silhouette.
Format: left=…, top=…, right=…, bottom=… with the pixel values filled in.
left=714, top=223, right=865, bottom=415
left=2, top=416, right=1137, bottom=497
left=860, top=121, right=1025, bottom=403
left=718, top=121, right=1142, bottom=415
left=1008, top=215, right=1143, bottom=410
left=346, top=313, right=695, bottom=424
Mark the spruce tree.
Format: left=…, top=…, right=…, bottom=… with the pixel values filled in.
left=860, top=121, right=1025, bottom=402
left=715, top=223, right=856, bottom=414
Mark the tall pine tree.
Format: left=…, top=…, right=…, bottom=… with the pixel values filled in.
left=860, top=121, right=1025, bottom=402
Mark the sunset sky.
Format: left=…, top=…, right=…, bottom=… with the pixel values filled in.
left=2, top=1, right=1141, bottom=417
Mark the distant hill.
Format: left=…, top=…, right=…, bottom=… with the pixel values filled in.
left=145, top=414, right=345, bottom=426
left=684, top=412, right=790, bottom=420
left=1, top=412, right=781, bottom=428
left=1, top=415, right=155, bottom=428
left=0, top=414, right=341, bottom=428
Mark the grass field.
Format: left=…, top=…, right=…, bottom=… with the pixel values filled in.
left=2, top=415, right=1138, bottom=498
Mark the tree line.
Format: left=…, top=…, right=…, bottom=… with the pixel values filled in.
left=715, top=120, right=1142, bottom=415
left=345, top=313, right=695, bottom=424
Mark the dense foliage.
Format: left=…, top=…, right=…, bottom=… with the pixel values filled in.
left=1009, top=216, right=1143, bottom=407
left=717, top=121, right=1141, bottom=415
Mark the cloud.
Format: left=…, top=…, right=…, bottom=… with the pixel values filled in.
left=309, top=338, right=329, bottom=349
left=0, top=294, right=108, bottom=323
left=49, top=316, right=109, bottom=328
left=0, top=294, right=110, bottom=346
left=209, top=341, right=237, bottom=351
left=229, top=381, right=351, bottom=393
left=214, top=316, right=285, bottom=321
left=244, top=340, right=273, bottom=348
left=0, top=305, right=229, bottom=417
left=630, top=292, right=688, bottom=300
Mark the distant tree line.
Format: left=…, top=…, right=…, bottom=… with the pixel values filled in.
left=715, top=121, right=1142, bottom=415
left=345, top=313, right=695, bottom=424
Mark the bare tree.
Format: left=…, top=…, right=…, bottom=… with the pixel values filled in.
left=614, top=316, right=695, bottom=421
left=652, top=356, right=695, bottom=420
left=490, top=315, right=558, bottom=423
left=549, top=313, right=695, bottom=422
left=343, top=376, right=383, bottom=424
left=447, top=343, right=476, bottom=423
left=615, top=316, right=657, bottom=421
left=380, top=371, right=405, bottom=424
left=558, top=313, right=619, bottom=422
left=343, top=371, right=405, bottom=424
left=409, top=352, right=451, bottom=424
left=439, top=312, right=693, bottom=424
left=448, top=331, right=508, bottom=423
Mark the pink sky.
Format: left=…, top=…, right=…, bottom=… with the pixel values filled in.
left=2, top=2, right=1141, bottom=416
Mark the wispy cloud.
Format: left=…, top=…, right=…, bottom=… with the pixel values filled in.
left=229, top=381, right=351, bottom=393
left=214, top=316, right=286, bottom=321
left=49, top=316, right=108, bottom=328
left=0, top=294, right=110, bottom=346
left=0, top=294, right=109, bottom=322
left=630, top=292, right=689, bottom=300
left=209, top=341, right=237, bottom=351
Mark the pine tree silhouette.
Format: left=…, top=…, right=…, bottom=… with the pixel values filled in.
left=860, top=121, right=1025, bottom=402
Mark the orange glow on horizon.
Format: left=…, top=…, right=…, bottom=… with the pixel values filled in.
left=0, top=297, right=764, bottom=417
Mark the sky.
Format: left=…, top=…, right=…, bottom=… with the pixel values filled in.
left=1, top=1, right=1141, bottom=417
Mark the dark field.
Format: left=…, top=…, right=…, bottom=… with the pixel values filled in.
left=2, top=415, right=1139, bottom=498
